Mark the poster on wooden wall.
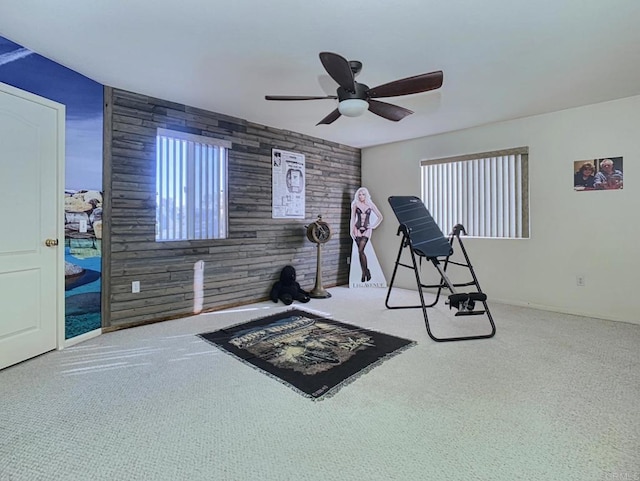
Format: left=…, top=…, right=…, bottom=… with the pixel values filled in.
left=272, top=149, right=305, bottom=219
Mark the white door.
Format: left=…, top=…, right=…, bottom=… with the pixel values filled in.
left=0, top=82, right=64, bottom=370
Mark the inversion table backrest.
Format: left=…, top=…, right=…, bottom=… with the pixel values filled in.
left=388, top=196, right=452, bottom=258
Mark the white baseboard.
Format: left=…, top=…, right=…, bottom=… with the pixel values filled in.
left=405, top=287, right=637, bottom=325
left=488, top=297, right=637, bottom=325
left=62, top=328, right=102, bottom=349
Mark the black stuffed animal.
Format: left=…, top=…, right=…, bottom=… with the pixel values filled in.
left=270, top=265, right=310, bottom=305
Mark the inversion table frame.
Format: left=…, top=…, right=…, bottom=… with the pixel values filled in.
left=385, top=196, right=496, bottom=342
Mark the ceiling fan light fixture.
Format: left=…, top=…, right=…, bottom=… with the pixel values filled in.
left=338, top=99, right=368, bottom=117
left=266, top=52, right=444, bottom=125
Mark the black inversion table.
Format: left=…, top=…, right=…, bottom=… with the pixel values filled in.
left=385, top=196, right=496, bottom=342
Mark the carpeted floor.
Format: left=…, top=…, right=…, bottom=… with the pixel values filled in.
left=0, top=287, right=638, bottom=481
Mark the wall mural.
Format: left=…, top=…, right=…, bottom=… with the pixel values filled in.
left=0, top=36, right=104, bottom=339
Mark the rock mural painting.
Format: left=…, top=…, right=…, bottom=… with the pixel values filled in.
left=65, top=189, right=103, bottom=240
left=1, top=35, right=104, bottom=339
left=65, top=190, right=102, bottom=338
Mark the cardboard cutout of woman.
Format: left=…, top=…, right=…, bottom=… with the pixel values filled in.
left=349, top=187, right=386, bottom=287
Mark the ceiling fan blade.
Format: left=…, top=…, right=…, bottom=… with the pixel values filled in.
left=316, top=108, right=341, bottom=125
left=319, top=52, right=356, bottom=92
left=265, top=95, right=337, bottom=101
left=367, top=99, right=413, bottom=122
left=368, top=70, right=443, bottom=99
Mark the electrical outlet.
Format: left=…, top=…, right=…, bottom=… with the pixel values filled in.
left=576, top=275, right=585, bottom=287
left=346, top=256, right=350, bottom=265
left=132, top=281, right=140, bottom=293
left=79, top=219, right=88, bottom=233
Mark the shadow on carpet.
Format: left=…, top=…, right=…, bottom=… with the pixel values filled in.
left=198, top=308, right=415, bottom=400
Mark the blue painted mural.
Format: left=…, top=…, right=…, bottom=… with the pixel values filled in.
left=0, top=36, right=104, bottom=339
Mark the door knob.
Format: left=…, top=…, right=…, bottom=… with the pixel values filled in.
left=45, top=238, right=59, bottom=247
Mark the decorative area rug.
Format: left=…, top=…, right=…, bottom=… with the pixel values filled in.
left=198, top=309, right=415, bottom=400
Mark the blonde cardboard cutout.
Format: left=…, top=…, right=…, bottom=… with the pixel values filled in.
left=349, top=187, right=386, bottom=288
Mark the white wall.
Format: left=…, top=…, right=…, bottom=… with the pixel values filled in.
left=363, top=95, right=640, bottom=324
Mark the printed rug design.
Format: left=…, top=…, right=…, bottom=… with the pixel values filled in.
left=198, top=309, right=415, bottom=400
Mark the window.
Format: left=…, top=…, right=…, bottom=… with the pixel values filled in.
left=156, top=128, right=230, bottom=241
left=421, top=147, right=529, bottom=238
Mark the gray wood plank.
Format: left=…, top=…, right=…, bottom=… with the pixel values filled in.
left=104, top=87, right=360, bottom=328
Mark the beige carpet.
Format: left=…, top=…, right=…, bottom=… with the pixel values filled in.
left=1, top=287, right=638, bottom=481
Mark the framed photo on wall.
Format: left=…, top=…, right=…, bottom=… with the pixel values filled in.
left=573, top=157, right=623, bottom=191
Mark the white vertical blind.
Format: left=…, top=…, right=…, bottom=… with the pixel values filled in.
left=156, top=129, right=229, bottom=241
left=421, top=149, right=528, bottom=238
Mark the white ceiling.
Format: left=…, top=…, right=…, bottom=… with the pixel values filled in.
left=1, top=0, right=640, bottom=148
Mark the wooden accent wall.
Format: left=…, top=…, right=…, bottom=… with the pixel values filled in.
left=103, top=87, right=361, bottom=329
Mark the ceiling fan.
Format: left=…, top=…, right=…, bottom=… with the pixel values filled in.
left=265, top=52, right=443, bottom=125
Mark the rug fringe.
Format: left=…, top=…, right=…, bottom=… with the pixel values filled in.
left=312, top=341, right=416, bottom=401
left=197, top=334, right=318, bottom=400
